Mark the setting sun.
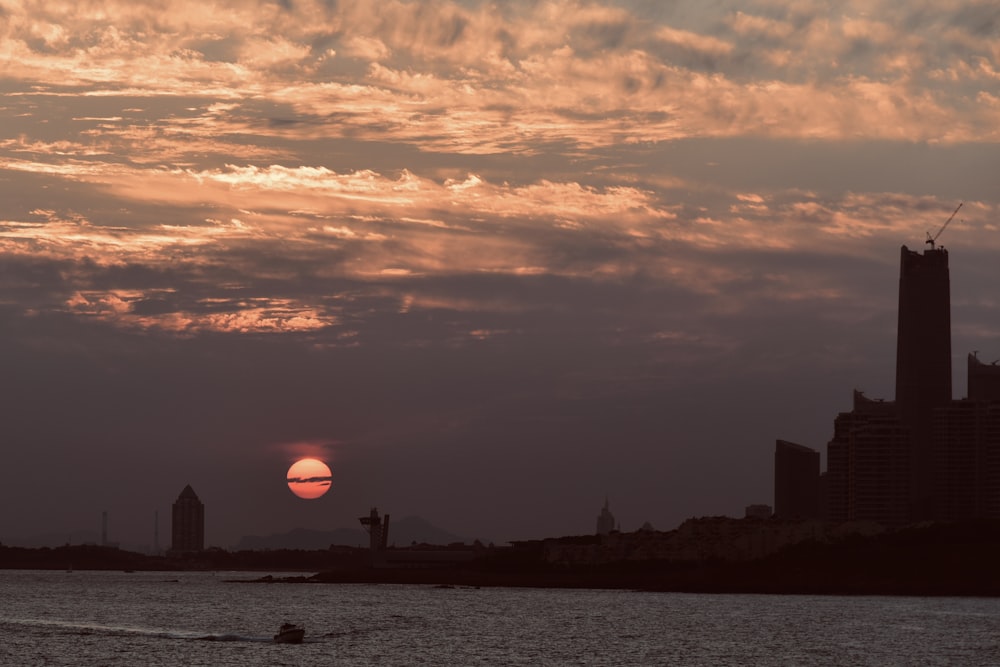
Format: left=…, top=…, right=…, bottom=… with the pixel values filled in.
left=286, top=458, right=332, bottom=500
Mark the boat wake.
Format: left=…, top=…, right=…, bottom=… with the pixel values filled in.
left=0, top=617, right=271, bottom=643
left=193, top=633, right=272, bottom=642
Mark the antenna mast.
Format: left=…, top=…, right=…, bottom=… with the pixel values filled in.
left=926, top=202, right=962, bottom=249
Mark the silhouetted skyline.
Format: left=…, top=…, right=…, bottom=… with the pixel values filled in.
left=2, top=1, right=999, bottom=549
left=781, top=244, right=1000, bottom=525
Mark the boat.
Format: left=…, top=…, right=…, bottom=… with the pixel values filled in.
left=273, top=623, right=305, bottom=644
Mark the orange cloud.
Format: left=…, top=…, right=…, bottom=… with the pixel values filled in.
left=2, top=0, right=997, bottom=149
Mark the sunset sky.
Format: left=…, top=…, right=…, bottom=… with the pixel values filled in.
left=2, top=0, right=999, bottom=549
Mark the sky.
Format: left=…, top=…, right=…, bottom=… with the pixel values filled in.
left=2, top=0, right=1000, bottom=550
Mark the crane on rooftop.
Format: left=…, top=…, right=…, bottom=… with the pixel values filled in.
left=926, top=202, right=963, bottom=249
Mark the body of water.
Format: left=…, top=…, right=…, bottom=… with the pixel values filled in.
left=1, top=570, right=999, bottom=665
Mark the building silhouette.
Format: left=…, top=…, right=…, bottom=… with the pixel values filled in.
left=787, top=242, right=1000, bottom=526
left=171, top=484, right=204, bottom=552
left=596, top=498, right=617, bottom=535
left=930, top=354, right=1000, bottom=521
left=826, top=391, right=910, bottom=524
left=774, top=440, right=820, bottom=519
left=359, top=507, right=390, bottom=552
left=968, top=351, right=1000, bottom=401
left=895, top=245, right=953, bottom=517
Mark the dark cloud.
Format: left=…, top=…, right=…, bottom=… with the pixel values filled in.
left=130, top=298, right=179, bottom=316
left=575, top=19, right=632, bottom=52
left=288, top=477, right=333, bottom=484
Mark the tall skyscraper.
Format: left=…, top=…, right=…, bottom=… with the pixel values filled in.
left=895, top=246, right=953, bottom=414
left=895, top=245, right=952, bottom=517
left=171, top=484, right=205, bottom=552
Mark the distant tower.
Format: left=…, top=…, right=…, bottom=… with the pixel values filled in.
left=895, top=245, right=952, bottom=517
left=359, top=507, right=390, bottom=565
left=171, top=485, right=205, bottom=552
left=153, top=510, right=160, bottom=555
left=101, top=510, right=108, bottom=546
left=596, top=498, right=616, bottom=535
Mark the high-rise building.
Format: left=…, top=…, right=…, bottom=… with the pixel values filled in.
left=826, top=392, right=910, bottom=524
left=823, top=245, right=951, bottom=525
left=929, top=354, right=1000, bottom=521
left=816, top=243, right=1000, bottom=526
left=773, top=440, right=820, bottom=519
left=895, top=245, right=952, bottom=517
left=895, top=246, right=953, bottom=417
left=171, top=484, right=204, bottom=552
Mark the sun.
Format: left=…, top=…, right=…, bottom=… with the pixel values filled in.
left=286, top=458, right=332, bottom=499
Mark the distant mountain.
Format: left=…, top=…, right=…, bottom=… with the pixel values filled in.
left=235, top=516, right=474, bottom=551
left=384, top=515, right=473, bottom=547
left=236, top=527, right=367, bottom=551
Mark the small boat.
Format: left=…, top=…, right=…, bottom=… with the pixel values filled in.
left=273, top=623, right=305, bottom=644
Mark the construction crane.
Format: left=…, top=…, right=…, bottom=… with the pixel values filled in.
left=926, top=202, right=963, bottom=249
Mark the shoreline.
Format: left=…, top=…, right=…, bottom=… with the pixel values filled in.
left=7, top=520, right=1000, bottom=597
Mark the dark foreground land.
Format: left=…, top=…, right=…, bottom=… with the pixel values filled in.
left=304, top=521, right=1000, bottom=596
left=5, top=521, right=1000, bottom=596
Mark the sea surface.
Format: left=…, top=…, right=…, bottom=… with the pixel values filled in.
left=1, top=569, right=999, bottom=666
